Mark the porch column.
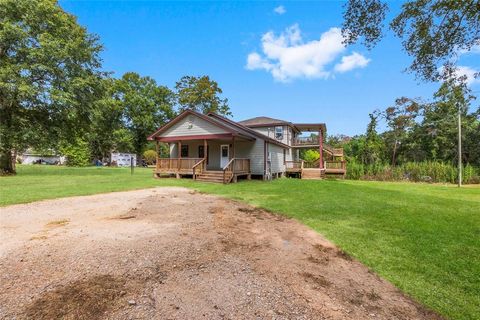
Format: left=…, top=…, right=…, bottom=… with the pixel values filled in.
left=319, top=128, right=324, bottom=169
left=203, top=139, right=207, bottom=171
left=155, top=140, right=159, bottom=159
left=177, top=141, right=182, bottom=175
left=203, top=139, right=207, bottom=161
left=232, top=136, right=236, bottom=159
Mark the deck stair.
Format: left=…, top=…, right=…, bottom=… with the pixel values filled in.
left=196, top=171, right=231, bottom=183
left=301, top=168, right=324, bottom=179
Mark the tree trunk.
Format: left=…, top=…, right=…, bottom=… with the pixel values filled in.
left=0, top=149, right=15, bottom=175
left=391, top=140, right=398, bottom=167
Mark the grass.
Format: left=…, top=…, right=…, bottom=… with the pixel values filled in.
left=1, top=165, right=479, bottom=319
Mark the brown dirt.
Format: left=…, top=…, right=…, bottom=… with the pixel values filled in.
left=0, top=187, right=441, bottom=320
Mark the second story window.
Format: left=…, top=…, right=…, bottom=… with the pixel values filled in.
left=275, top=126, right=284, bottom=140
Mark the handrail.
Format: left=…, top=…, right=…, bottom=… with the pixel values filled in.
left=222, top=158, right=250, bottom=184
left=222, top=158, right=235, bottom=184
left=222, top=158, right=235, bottom=171
left=192, top=158, right=206, bottom=180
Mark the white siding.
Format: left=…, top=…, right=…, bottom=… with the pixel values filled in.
left=163, top=114, right=228, bottom=137
left=235, top=139, right=265, bottom=175
left=251, top=125, right=291, bottom=146
left=267, top=143, right=286, bottom=174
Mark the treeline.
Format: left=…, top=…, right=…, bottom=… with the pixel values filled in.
left=0, top=0, right=231, bottom=173
left=327, top=78, right=480, bottom=183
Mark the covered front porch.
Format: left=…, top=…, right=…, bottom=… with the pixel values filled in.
left=154, top=135, right=252, bottom=183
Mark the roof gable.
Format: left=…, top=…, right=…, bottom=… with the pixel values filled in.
left=148, top=110, right=237, bottom=140
left=208, top=113, right=290, bottom=149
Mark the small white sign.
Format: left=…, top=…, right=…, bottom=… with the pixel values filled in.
left=111, top=152, right=136, bottom=167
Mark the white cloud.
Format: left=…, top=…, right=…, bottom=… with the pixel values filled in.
left=245, top=24, right=370, bottom=82
left=454, top=66, right=480, bottom=85
left=458, top=40, right=480, bottom=55
left=273, top=5, right=286, bottom=15
left=439, top=65, right=480, bottom=86
left=334, top=52, right=370, bottom=73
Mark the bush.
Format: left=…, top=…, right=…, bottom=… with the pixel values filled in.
left=60, top=138, right=90, bottom=167
left=143, top=150, right=157, bottom=165
left=345, top=160, right=479, bottom=184
left=303, top=149, right=320, bottom=163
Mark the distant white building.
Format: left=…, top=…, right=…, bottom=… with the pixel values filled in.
left=19, top=150, right=65, bottom=165
left=110, top=152, right=136, bottom=167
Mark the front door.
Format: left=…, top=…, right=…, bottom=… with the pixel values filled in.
left=220, top=144, right=229, bottom=168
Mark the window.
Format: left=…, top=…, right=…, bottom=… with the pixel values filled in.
left=198, top=145, right=209, bottom=164
left=221, top=145, right=228, bottom=157
left=181, top=145, right=189, bottom=157
left=275, top=126, right=284, bottom=140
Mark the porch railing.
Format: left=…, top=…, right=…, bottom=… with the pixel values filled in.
left=324, top=160, right=346, bottom=171
left=222, top=158, right=250, bottom=184
left=303, top=159, right=319, bottom=169
left=285, top=160, right=304, bottom=171
left=156, top=158, right=203, bottom=173
left=293, top=136, right=319, bottom=146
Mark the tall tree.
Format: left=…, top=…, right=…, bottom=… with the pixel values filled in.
left=342, top=0, right=480, bottom=82
left=175, top=75, right=231, bottom=116
left=363, top=113, right=383, bottom=165
left=420, top=75, right=477, bottom=163
left=0, top=0, right=103, bottom=174
left=89, top=77, right=133, bottom=160
left=116, top=72, right=176, bottom=160
left=382, top=97, right=420, bottom=165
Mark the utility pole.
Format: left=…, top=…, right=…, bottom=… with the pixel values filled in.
left=457, top=106, right=462, bottom=187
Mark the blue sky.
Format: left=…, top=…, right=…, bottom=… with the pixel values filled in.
left=60, top=1, right=480, bottom=136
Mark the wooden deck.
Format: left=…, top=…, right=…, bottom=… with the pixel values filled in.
left=154, top=157, right=251, bottom=183
left=285, top=160, right=346, bottom=179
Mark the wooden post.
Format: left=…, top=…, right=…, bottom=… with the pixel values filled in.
left=319, top=128, right=324, bottom=170
left=177, top=141, right=181, bottom=178
left=155, top=140, right=159, bottom=165
left=203, top=139, right=207, bottom=171
left=232, top=136, right=235, bottom=159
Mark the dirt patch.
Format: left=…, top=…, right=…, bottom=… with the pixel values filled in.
left=0, top=187, right=442, bottom=320
left=45, top=219, right=69, bottom=227
left=24, top=275, right=127, bottom=320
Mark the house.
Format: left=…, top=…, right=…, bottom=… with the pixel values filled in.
left=147, top=110, right=346, bottom=183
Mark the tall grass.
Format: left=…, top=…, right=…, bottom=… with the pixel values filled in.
left=346, top=160, right=480, bottom=184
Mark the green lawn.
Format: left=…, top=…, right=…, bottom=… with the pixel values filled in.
left=1, top=165, right=479, bottom=319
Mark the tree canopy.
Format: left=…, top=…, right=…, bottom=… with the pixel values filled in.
left=175, top=75, right=231, bottom=116
left=0, top=0, right=103, bottom=173
left=342, top=0, right=480, bottom=82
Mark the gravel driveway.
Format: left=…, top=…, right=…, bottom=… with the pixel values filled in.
left=0, top=187, right=440, bottom=320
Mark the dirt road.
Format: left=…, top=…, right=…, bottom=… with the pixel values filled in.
left=0, top=187, right=440, bottom=319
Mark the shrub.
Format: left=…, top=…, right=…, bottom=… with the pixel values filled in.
left=303, top=149, right=320, bottom=163
left=345, top=160, right=479, bottom=184
left=60, top=139, right=90, bottom=167
left=143, top=150, right=157, bottom=164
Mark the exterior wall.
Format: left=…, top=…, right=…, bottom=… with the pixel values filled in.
left=235, top=139, right=265, bottom=175
left=250, top=125, right=292, bottom=146
left=266, top=143, right=286, bottom=175
left=168, top=140, right=230, bottom=170
left=162, top=114, right=229, bottom=137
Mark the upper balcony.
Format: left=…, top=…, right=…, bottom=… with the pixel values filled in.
left=292, top=136, right=319, bottom=147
